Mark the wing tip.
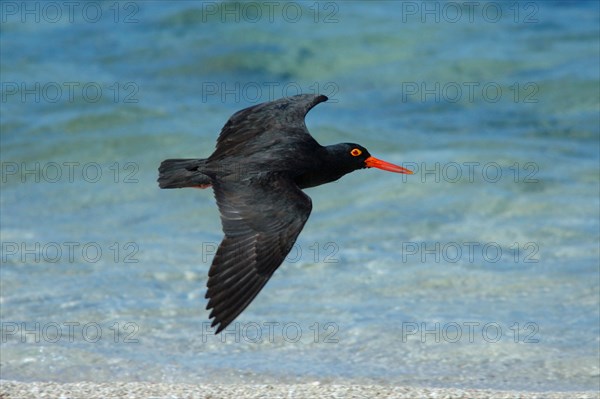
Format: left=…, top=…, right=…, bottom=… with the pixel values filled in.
left=212, top=318, right=226, bottom=334
left=305, top=93, right=328, bottom=107
left=206, top=303, right=228, bottom=334
left=298, top=93, right=328, bottom=117
left=316, top=94, right=328, bottom=103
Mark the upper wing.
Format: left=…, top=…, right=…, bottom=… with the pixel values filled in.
left=209, top=94, right=328, bottom=160
left=205, top=173, right=312, bottom=333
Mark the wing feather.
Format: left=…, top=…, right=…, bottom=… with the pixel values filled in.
left=209, top=94, right=327, bottom=161
left=206, top=174, right=312, bottom=333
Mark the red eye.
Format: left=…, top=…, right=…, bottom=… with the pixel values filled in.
left=350, top=148, right=362, bottom=157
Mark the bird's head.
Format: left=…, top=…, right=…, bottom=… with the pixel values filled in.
left=295, top=143, right=413, bottom=189
left=333, top=143, right=413, bottom=174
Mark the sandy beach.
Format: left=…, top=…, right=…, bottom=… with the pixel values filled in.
left=1, top=381, right=597, bottom=399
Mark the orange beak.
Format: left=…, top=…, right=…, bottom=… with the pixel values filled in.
left=365, top=156, right=413, bottom=174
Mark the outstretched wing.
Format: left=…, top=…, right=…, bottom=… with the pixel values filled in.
left=209, top=94, right=328, bottom=160
left=206, top=173, right=312, bottom=333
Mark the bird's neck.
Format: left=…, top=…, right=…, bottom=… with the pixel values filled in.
left=294, top=145, right=354, bottom=189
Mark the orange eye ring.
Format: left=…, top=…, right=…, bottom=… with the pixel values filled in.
left=350, top=148, right=362, bottom=157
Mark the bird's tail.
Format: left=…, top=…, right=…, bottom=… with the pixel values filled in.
left=157, top=159, right=212, bottom=189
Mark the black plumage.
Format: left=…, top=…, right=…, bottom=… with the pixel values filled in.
left=158, top=94, right=412, bottom=333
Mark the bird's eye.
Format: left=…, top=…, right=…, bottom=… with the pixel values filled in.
left=350, top=148, right=362, bottom=157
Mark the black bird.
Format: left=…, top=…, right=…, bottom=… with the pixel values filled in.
left=158, top=94, right=412, bottom=333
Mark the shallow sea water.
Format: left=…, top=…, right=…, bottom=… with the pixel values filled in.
left=1, top=1, right=599, bottom=392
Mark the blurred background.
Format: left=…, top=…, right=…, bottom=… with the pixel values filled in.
left=1, top=0, right=598, bottom=391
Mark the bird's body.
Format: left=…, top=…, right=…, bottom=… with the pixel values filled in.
left=158, top=94, right=412, bottom=333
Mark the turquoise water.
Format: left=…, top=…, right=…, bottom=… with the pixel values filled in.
left=1, top=0, right=599, bottom=391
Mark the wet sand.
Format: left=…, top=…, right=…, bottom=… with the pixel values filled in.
left=1, top=381, right=596, bottom=399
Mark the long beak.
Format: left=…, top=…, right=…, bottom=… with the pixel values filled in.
left=365, top=156, right=413, bottom=174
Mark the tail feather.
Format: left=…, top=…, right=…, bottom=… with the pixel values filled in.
left=158, top=159, right=212, bottom=189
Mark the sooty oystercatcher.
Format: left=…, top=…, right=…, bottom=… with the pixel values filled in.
left=158, top=94, right=412, bottom=333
